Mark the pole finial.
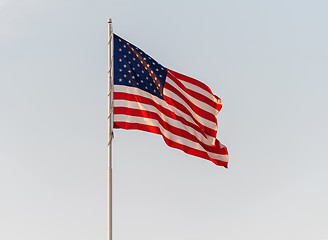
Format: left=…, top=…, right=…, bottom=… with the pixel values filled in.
left=108, top=18, right=112, bottom=23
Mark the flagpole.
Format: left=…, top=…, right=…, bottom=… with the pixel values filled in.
left=107, top=18, right=113, bottom=240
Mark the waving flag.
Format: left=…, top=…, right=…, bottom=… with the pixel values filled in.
left=113, top=34, right=229, bottom=167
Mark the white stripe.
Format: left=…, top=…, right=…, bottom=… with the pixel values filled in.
left=170, top=75, right=222, bottom=106
left=166, top=77, right=219, bottom=115
left=115, top=114, right=228, bottom=162
left=163, top=87, right=218, bottom=130
left=114, top=85, right=218, bottom=133
left=114, top=99, right=217, bottom=145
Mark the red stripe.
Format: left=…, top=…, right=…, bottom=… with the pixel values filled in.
left=165, top=81, right=218, bottom=123
left=114, top=122, right=228, bottom=168
left=167, top=71, right=222, bottom=112
left=114, top=107, right=228, bottom=155
left=114, top=91, right=217, bottom=138
left=215, top=139, right=228, bottom=155
left=163, top=94, right=217, bottom=137
left=167, top=69, right=218, bottom=99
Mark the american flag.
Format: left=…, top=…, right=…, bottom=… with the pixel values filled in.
left=113, top=34, right=229, bottom=167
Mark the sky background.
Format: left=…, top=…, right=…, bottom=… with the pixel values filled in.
left=1, top=0, right=328, bottom=239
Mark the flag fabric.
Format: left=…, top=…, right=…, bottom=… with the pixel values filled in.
left=113, top=34, right=229, bottom=167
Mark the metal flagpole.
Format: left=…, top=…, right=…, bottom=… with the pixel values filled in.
left=107, top=18, right=114, bottom=240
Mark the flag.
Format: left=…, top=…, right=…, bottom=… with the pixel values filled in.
left=113, top=34, right=229, bottom=167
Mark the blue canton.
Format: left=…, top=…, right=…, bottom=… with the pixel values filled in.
left=114, top=34, right=167, bottom=99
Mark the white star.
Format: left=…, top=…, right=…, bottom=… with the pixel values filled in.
left=141, top=80, right=144, bottom=83
left=128, top=51, right=131, bottom=54
left=152, top=62, right=156, bottom=65
left=123, top=64, right=127, bottom=68
left=128, top=61, right=131, bottom=64
left=118, top=39, right=122, bottom=42
left=123, top=45, right=126, bottom=48
left=119, top=59, right=122, bottom=62
left=137, top=74, right=140, bottom=77
left=159, top=75, right=162, bottom=77
left=123, top=55, right=127, bottom=58
left=132, top=76, right=135, bottom=79
left=128, top=80, right=131, bottom=84
left=150, top=83, right=152, bottom=86
left=119, top=78, right=122, bottom=82
left=161, top=67, right=164, bottom=70
left=119, top=48, right=122, bottom=52
left=123, top=74, right=127, bottom=78
left=146, top=77, right=148, bottom=80
left=119, top=69, right=122, bottom=72
left=156, top=69, right=159, bottom=71
left=145, top=86, right=148, bottom=89
left=128, top=70, right=131, bottom=73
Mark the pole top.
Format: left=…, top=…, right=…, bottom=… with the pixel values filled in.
left=108, top=18, right=112, bottom=23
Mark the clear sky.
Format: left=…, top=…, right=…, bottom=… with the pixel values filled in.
left=1, top=0, right=327, bottom=239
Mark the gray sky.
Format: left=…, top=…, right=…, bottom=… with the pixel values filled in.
left=1, top=0, right=327, bottom=239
